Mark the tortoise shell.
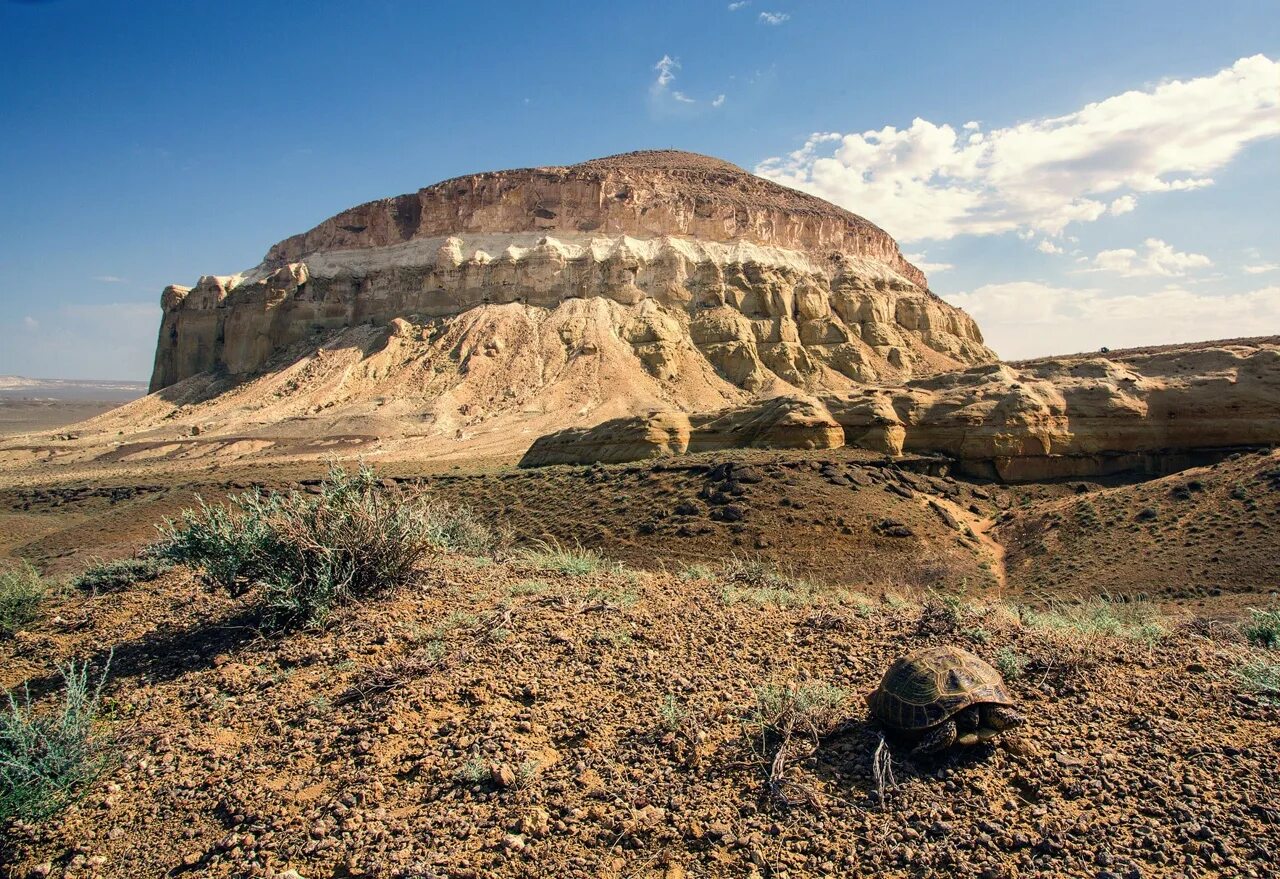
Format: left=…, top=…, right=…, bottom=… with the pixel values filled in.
left=867, top=645, right=1014, bottom=731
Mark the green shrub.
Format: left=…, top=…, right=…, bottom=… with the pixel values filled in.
left=1243, top=608, right=1280, bottom=650
left=0, top=561, right=46, bottom=636
left=156, top=464, right=436, bottom=627
left=678, top=564, right=713, bottom=581
left=994, top=647, right=1030, bottom=680
left=0, top=658, right=112, bottom=821
left=746, top=681, right=847, bottom=744
left=73, top=556, right=171, bottom=594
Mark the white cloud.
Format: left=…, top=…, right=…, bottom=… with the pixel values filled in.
left=22, top=316, right=38, bottom=330
left=94, top=275, right=127, bottom=283
left=758, top=11, right=790, bottom=24
left=756, top=55, right=1280, bottom=242
left=650, top=55, right=725, bottom=114
left=653, top=55, right=678, bottom=89
left=944, top=282, right=1280, bottom=359
left=1036, top=239, right=1065, bottom=255
left=1091, top=238, right=1211, bottom=277
left=728, top=1, right=750, bottom=9
left=1244, top=263, right=1278, bottom=274
left=903, top=252, right=953, bottom=273
left=1109, top=195, right=1137, bottom=215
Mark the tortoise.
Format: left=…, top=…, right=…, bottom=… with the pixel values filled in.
left=867, top=645, right=1024, bottom=756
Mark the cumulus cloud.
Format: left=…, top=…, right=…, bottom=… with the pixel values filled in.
left=1244, top=263, right=1278, bottom=274
left=1090, top=238, right=1211, bottom=277
left=712, top=94, right=726, bottom=108
left=758, top=11, right=790, bottom=24
left=1109, top=195, right=1137, bottom=215
left=944, top=282, right=1280, bottom=359
left=1036, top=239, right=1065, bottom=255
left=727, top=1, right=750, bottom=9
left=756, top=55, right=1280, bottom=242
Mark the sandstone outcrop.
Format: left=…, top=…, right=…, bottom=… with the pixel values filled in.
left=519, top=395, right=843, bottom=467
left=150, top=151, right=993, bottom=394
left=520, top=340, right=1280, bottom=480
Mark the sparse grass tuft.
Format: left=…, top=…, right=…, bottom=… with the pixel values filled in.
left=517, top=540, right=611, bottom=576
left=508, top=579, right=551, bottom=597
left=718, top=557, right=818, bottom=607
left=456, top=756, right=489, bottom=785
left=422, top=501, right=509, bottom=557
left=747, top=681, right=847, bottom=742
left=678, top=564, right=714, bottom=581
left=1233, top=659, right=1280, bottom=703
left=0, top=561, right=46, bottom=636
left=156, top=463, right=437, bottom=628
left=73, top=555, right=171, bottom=594
left=1023, top=597, right=1167, bottom=644
left=1243, top=608, right=1280, bottom=650
left=0, top=657, right=113, bottom=821
left=745, top=680, right=847, bottom=807
left=659, top=694, right=688, bottom=733
left=515, top=759, right=540, bottom=790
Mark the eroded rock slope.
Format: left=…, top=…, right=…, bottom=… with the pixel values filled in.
left=150, top=151, right=992, bottom=394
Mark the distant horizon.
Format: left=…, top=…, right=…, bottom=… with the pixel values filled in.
left=1, top=1, right=1277, bottom=380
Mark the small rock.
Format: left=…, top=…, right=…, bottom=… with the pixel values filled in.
left=491, top=763, right=517, bottom=788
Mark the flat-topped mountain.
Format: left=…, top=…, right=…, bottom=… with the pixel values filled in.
left=260, top=150, right=929, bottom=284
left=149, top=150, right=993, bottom=395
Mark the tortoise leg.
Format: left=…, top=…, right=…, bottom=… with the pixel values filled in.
left=911, top=719, right=957, bottom=757
left=954, top=706, right=982, bottom=746
left=981, top=704, right=1026, bottom=732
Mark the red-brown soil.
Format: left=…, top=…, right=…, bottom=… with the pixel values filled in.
left=2, top=551, right=1277, bottom=878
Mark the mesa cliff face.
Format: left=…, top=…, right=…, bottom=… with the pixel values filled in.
left=149, top=151, right=993, bottom=393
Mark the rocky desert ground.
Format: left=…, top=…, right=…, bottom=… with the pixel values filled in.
left=1, top=152, right=1278, bottom=878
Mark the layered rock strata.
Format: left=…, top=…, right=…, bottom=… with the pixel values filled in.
left=521, top=342, right=1280, bottom=480
left=520, top=395, right=843, bottom=467
left=150, top=151, right=993, bottom=394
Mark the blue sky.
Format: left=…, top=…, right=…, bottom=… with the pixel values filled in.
left=1, top=0, right=1277, bottom=379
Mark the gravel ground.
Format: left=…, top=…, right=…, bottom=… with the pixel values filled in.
left=2, top=552, right=1277, bottom=878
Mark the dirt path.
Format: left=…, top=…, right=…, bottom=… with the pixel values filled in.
left=924, top=493, right=1008, bottom=593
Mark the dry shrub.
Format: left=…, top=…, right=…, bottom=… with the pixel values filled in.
left=745, top=681, right=847, bottom=807
left=157, top=464, right=438, bottom=627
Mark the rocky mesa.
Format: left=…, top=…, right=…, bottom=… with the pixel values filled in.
left=11, top=151, right=1274, bottom=482
left=149, top=150, right=993, bottom=395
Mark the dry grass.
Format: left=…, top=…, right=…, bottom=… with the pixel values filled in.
left=0, top=560, right=46, bottom=636
left=744, top=681, right=847, bottom=807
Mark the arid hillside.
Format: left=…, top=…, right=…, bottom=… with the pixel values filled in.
left=998, top=449, right=1280, bottom=611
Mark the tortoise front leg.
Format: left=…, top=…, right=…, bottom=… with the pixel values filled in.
left=981, top=704, right=1026, bottom=731
left=911, top=719, right=957, bottom=757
